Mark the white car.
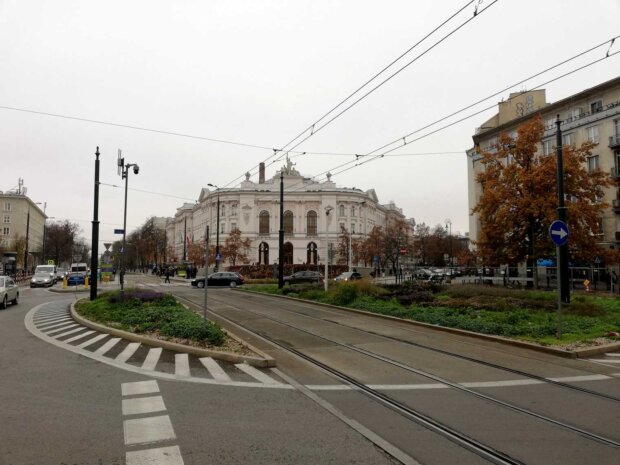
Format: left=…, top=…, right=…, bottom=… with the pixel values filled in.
left=0, top=276, right=19, bottom=309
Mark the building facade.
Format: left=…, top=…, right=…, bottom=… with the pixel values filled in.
left=0, top=191, right=47, bottom=269
left=467, top=76, right=620, bottom=253
left=166, top=159, right=414, bottom=267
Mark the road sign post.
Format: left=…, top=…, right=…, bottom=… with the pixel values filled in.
left=549, top=220, right=569, bottom=338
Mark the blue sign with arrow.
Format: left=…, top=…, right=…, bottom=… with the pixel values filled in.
left=549, top=220, right=569, bottom=246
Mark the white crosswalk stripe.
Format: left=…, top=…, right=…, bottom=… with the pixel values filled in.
left=199, top=357, right=232, bottom=382
left=77, top=333, right=108, bottom=349
left=94, top=337, right=122, bottom=355
left=235, top=363, right=283, bottom=385
left=141, top=348, right=162, bottom=371
left=45, top=323, right=79, bottom=335
left=115, top=342, right=141, bottom=363
left=64, top=330, right=96, bottom=344
left=175, top=354, right=191, bottom=377
left=54, top=327, right=89, bottom=339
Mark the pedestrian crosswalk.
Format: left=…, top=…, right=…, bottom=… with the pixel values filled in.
left=27, top=303, right=288, bottom=388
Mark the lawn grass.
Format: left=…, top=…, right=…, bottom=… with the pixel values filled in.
left=245, top=282, right=620, bottom=346
left=76, top=288, right=226, bottom=346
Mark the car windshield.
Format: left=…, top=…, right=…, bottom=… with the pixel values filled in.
left=34, top=272, right=49, bottom=277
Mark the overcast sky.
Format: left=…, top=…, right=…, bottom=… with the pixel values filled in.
left=2, top=0, right=619, bottom=248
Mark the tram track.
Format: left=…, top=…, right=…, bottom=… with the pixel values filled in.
left=172, top=289, right=620, bottom=464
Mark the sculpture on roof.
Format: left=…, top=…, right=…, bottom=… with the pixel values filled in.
left=281, top=154, right=300, bottom=176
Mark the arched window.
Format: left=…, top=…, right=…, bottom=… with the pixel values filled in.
left=283, top=242, right=294, bottom=264
left=259, top=211, right=270, bottom=235
left=307, top=242, right=318, bottom=265
left=284, top=210, right=294, bottom=234
left=258, top=242, right=269, bottom=265
left=306, top=210, right=317, bottom=236
left=339, top=205, right=345, bottom=217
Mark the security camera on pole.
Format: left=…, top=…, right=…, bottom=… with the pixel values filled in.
left=117, top=150, right=140, bottom=300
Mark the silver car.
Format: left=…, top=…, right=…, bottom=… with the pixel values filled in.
left=0, top=276, right=19, bottom=309
left=30, top=272, right=53, bottom=288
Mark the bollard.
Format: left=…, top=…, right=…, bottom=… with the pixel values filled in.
left=84, top=276, right=89, bottom=289
left=62, top=276, right=67, bottom=289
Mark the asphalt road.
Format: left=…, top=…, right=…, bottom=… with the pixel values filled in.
left=3, top=275, right=620, bottom=465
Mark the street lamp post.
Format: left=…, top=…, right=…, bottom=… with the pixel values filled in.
left=324, top=206, right=333, bottom=291
left=445, top=219, right=452, bottom=273
left=207, top=184, right=221, bottom=272
left=118, top=157, right=140, bottom=298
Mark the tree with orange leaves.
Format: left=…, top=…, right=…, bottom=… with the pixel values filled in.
left=473, top=116, right=615, bottom=269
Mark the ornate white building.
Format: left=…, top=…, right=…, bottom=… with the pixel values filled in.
left=166, top=158, right=414, bottom=266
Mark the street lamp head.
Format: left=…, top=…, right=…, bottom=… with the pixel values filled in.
left=208, top=183, right=219, bottom=189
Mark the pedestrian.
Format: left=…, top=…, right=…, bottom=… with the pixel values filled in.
left=164, top=268, right=171, bottom=284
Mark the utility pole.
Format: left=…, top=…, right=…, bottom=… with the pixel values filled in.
left=183, top=217, right=187, bottom=261
left=90, top=147, right=100, bottom=301
left=555, top=115, right=570, bottom=304
left=278, top=172, right=284, bottom=289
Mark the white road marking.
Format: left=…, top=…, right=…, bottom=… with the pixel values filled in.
left=122, top=380, right=160, bottom=396
left=53, top=327, right=89, bottom=339
left=77, top=333, right=108, bottom=349
left=64, top=330, right=96, bottom=344
left=235, top=363, right=282, bottom=385
left=606, top=353, right=620, bottom=357
left=126, top=445, right=185, bottom=465
left=45, top=323, right=79, bottom=335
left=123, top=415, right=176, bottom=445
left=37, top=319, right=73, bottom=330
left=199, top=357, right=232, bottom=382
left=115, top=342, right=141, bottom=363
left=547, top=374, right=611, bottom=382
left=174, top=354, right=191, bottom=377
left=94, top=337, right=122, bottom=356
left=34, top=316, right=71, bottom=325
left=142, top=348, right=163, bottom=371
left=588, top=359, right=620, bottom=364
left=122, top=396, right=167, bottom=416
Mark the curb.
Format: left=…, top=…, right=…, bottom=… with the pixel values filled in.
left=70, top=299, right=276, bottom=368
left=237, top=289, right=620, bottom=359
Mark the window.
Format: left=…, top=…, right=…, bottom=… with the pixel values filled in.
left=546, top=117, right=556, bottom=130
left=542, top=139, right=554, bottom=156
left=3, top=216, right=9, bottom=224
left=338, top=205, right=345, bottom=217
left=220, top=204, right=225, bottom=217
left=562, top=133, right=575, bottom=147
left=587, top=155, right=599, bottom=172
left=259, top=211, right=270, bottom=235
left=284, top=210, right=294, bottom=234
left=350, top=206, right=355, bottom=217
left=231, top=223, right=237, bottom=232
left=220, top=223, right=225, bottom=234
left=615, top=119, right=620, bottom=138
left=590, top=100, right=603, bottom=114
left=3, top=202, right=10, bottom=212
left=351, top=223, right=356, bottom=234
left=339, top=222, right=345, bottom=232
left=569, top=108, right=582, bottom=120
left=231, top=204, right=238, bottom=216
left=2, top=227, right=9, bottom=235
left=586, top=126, right=599, bottom=144
left=306, top=210, right=317, bottom=235
left=283, top=242, right=293, bottom=264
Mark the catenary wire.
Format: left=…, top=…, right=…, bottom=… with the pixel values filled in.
left=222, top=0, right=496, bottom=189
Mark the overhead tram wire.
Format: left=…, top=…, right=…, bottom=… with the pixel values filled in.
left=99, top=181, right=198, bottom=202
left=264, top=0, right=500, bottom=167
left=221, top=0, right=491, bottom=189
left=0, top=105, right=274, bottom=152
left=281, top=46, right=620, bottom=195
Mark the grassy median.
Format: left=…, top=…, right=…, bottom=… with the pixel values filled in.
left=75, top=289, right=225, bottom=346
left=246, top=281, right=620, bottom=347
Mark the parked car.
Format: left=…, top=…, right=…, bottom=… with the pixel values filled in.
left=0, top=276, right=19, bottom=309
left=30, top=272, right=54, bottom=288
left=56, top=268, right=68, bottom=280
left=67, top=272, right=86, bottom=286
left=334, top=271, right=362, bottom=282
left=191, top=272, right=245, bottom=288
left=283, top=270, right=324, bottom=285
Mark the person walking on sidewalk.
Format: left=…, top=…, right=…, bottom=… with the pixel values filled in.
left=164, top=268, right=171, bottom=284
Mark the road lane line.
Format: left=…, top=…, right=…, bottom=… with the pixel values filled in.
left=64, top=330, right=96, bottom=343
left=115, top=342, right=141, bottom=363
left=142, top=348, right=163, bottom=371
left=94, top=337, right=122, bottom=355
left=77, top=333, right=108, bottom=349
left=199, top=357, right=231, bottom=382
left=235, top=363, right=282, bottom=385
left=122, top=396, right=167, bottom=416
left=123, top=415, right=176, bottom=445
left=126, top=445, right=184, bottom=465
left=174, top=354, right=191, bottom=377
left=122, top=380, right=160, bottom=396
left=45, top=323, right=79, bottom=335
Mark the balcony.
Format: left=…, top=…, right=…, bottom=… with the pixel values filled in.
left=610, top=135, right=620, bottom=149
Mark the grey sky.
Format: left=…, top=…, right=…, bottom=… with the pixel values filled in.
left=1, top=0, right=619, bottom=248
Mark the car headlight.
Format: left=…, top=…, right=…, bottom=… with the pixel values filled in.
left=31, top=278, right=36, bottom=283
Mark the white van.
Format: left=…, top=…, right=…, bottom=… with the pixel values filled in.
left=70, top=263, right=88, bottom=276
left=35, top=264, right=57, bottom=284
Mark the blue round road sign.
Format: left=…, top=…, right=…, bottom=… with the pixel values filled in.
left=549, top=220, right=569, bottom=246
